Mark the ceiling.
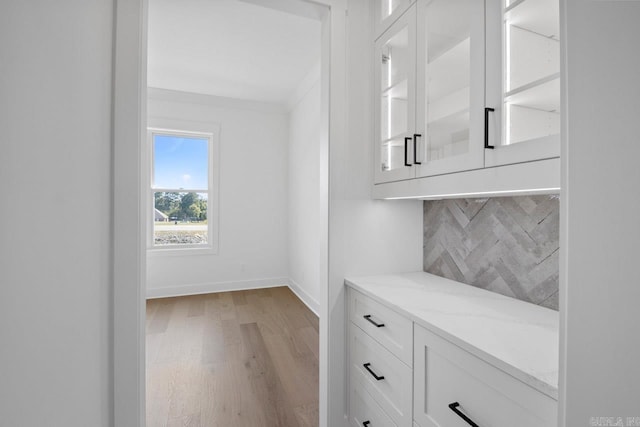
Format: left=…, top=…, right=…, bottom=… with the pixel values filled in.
left=147, top=0, right=321, bottom=105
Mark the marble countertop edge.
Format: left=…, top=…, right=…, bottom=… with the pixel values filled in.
left=344, top=272, right=560, bottom=401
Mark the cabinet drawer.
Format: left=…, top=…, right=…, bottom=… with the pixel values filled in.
left=349, top=376, right=397, bottom=427
left=350, top=324, right=412, bottom=427
left=414, top=325, right=557, bottom=427
left=349, top=288, right=413, bottom=365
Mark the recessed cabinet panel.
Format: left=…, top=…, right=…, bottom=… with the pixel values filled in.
left=413, top=325, right=557, bottom=427
left=349, top=378, right=398, bottom=427
left=375, top=5, right=417, bottom=184
left=350, top=324, right=413, bottom=427
left=414, top=0, right=485, bottom=177
left=349, top=288, right=413, bottom=365
left=485, top=0, right=561, bottom=167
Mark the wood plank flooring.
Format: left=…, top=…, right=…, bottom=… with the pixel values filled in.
left=146, top=287, right=319, bottom=427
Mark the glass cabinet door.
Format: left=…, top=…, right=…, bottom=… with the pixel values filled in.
left=485, top=0, right=561, bottom=167
left=414, top=0, right=486, bottom=177
left=374, top=5, right=417, bottom=184
left=374, top=0, right=415, bottom=40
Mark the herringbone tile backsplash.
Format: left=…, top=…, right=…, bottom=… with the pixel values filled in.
left=423, top=195, right=559, bottom=310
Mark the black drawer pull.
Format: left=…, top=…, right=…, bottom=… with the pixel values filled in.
left=362, top=422, right=370, bottom=427
left=484, top=107, right=495, bottom=149
left=363, top=314, right=385, bottom=328
left=404, top=136, right=413, bottom=166
left=413, top=133, right=422, bottom=164
left=363, top=363, right=385, bottom=381
left=449, top=402, right=479, bottom=427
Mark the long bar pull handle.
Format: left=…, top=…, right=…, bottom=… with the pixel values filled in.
left=363, top=363, right=385, bottom=381
left=362, top=422, right=370, bottom=427
left=363, top=314, right=385, bottom=328
left=413, top=133, right=422, bottom=164
left=449, top=402, right=480, bottom=427
left=484, top=107, right=495, bottom=149
left=404, top=136, right=412, bottom=166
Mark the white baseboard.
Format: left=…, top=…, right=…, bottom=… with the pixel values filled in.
left=146, top=277, right=289, bottom=299
left=288, top=278, right=320, bottom=316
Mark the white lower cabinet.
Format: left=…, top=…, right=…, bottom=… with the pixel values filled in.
left=413, top=325, right=557, bottom=427
left=349, top=374, right=398, bottom=427
left=347, top=286, right=558, bottom=427
left=350, top=324, right=413, bottom=427
left=349, top=287, right=413, bottom=366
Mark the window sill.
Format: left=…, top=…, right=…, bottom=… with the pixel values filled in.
left=147, top=245, right=218, bottom=257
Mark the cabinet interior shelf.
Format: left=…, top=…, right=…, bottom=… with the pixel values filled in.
left=505, top=73, right=560, bottom=111
left=382, top=134, right=410, bottom=146
left=427, top=86, right=470, bottom=124
left=427, top=38, right=470, bottom=98
left=505, top=0, right=559, bottom=38
left=427, top=108, right=469, bottom=128
left=428, top=36, right=470, bottom=65
left=382, top=79, right=408, bottom=99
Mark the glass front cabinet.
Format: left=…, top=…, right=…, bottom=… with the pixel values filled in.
left=373, top=0, right=560, bottom=184
left=374, top=6, right=417, bottom=183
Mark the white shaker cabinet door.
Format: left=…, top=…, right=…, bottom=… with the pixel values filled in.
left=413, top=324, right=557, bottom=427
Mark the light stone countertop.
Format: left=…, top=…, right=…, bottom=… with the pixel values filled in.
left=345, top=271, right=559, bottom=400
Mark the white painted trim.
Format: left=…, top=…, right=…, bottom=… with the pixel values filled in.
left=558, top=0, right=568, bottom=425
left=322, top=2, right=350, bottom=427
left=318, top=8, right=333, bottom=427
left=146, top=277, right=289, bottom=299
left=288, top=279, right=321, bottom=316
left=147, top=87, right=288, bottom=114
left=113, top=0, right=147, bottom=425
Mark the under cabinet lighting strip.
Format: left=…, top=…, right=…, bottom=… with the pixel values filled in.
left=383, top=187, right=560, bottom=200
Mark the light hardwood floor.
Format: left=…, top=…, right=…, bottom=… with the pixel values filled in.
left=146, top=287, right=319, bottom=427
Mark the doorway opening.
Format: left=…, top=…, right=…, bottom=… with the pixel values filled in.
left=143, top=0, right=328, bottom=425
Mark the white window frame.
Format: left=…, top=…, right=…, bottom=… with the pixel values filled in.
left=147, top=126, right=219, bottom=255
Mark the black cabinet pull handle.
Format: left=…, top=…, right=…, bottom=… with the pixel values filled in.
left=404, top=136, right=413, bottom=166
left=484, top=107, right=495, bottom=149
left=413, top=133, right=422, bottom=164
left=362, top=422, right=370, bottom=427
left=449, top=402, right=480, bottom=427
left=363, top=363, right=385, bottom=381
left=363, top=314, right=385, bottom=328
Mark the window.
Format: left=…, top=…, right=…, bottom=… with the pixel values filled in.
left=149, top=128, right=217, bottom=251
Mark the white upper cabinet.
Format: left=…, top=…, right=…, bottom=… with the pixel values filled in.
left=374, top=0, right=416, bottom=40
left=373, top=0, right=561, bottom=190
left=414, top=0, right=485, bottom=177
left=374, top=5, right=417, bottom=184
left=484, top=0, right=561, bottom=167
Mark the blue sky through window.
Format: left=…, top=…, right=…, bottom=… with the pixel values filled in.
left=153, top=134, right=209, bottom=190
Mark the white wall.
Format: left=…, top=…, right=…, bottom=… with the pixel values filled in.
left=560, top=0, right=640, bottom=424
left=0, top=1, right=114, bottom=426
left=323, top=1, right=424, bottom=426
left=146, top=89, right=290, bottom=297
left=287, top=64, right=322, bottom=314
